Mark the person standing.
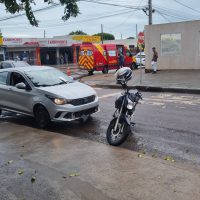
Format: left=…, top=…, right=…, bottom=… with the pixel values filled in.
left=46, top=53, right=50, bottom=65
left=152, top=47, right=158, bottom=73
left=118, top=51, right=125, bottom=69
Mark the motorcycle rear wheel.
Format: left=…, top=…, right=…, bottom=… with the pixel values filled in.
left=106, top=118, right=130, bottom=146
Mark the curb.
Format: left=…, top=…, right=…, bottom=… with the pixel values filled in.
left=92, top=84, right=200, bottom=94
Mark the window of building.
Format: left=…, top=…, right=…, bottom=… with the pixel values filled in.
left=161, top=33, right=181, bottom=55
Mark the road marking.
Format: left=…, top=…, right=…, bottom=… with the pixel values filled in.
left=99, top=92, right=121, bottom=99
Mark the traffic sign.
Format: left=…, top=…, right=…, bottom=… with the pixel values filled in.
left=137, top=32, right=144, bottom=44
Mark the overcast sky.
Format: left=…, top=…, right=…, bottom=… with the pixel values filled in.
left=0, top=0, right=200, bottom=39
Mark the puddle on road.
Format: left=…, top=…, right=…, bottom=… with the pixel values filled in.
left=1, top=108, right=200, bottom=166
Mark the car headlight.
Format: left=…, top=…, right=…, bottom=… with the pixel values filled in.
left=54, top=98, right=67, bottom=105
left=46, top=95, right=68, bottom=105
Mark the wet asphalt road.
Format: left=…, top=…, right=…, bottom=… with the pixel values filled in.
left=0, top=88, right=200, bottom=165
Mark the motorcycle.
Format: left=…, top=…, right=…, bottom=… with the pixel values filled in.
left=106, top=82, right=142, bottom=146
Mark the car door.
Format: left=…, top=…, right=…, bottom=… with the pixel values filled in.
left=125, top=48, right=133, bottom=67
left=0, top=71, right=10, bottom=108
left=6, top=71, right=34, bottom=115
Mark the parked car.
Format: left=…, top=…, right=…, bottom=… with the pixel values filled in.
left=0, top=66, right=99, bottom=128
left=134, top=52, right=145, bottom=68
left=0, top=60, right=30, bottom=69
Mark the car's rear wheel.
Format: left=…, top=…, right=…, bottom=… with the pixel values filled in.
left=34, top=105, right=50, bottom=129
left=102, top=66, right=109, bottom=74
left=0, top=109, right=2, bottom=116
left=88, top=70, right=94, bottom=75
left=131, top=62, right=137, bottom=70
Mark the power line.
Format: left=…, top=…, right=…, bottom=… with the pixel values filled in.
left=0, top=3, right=60, bottom=22
left=156, top=10, right=172, bottom=23
left=174, top=0, right=200, bottom=14
left=1, top=9, right=136, bottom=30
left=80, top=0, right=144, bottom=10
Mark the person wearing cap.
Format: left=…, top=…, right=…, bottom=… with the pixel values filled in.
left=152, top=47, right=158, bottom=73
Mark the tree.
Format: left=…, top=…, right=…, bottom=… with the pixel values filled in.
left=93, top=33, right=115, bottom=40
left=69, top=30, right=88, bottom=35
left=127, top=37, right=135, bottom=39
left=0, top=0, right=79, bottom=26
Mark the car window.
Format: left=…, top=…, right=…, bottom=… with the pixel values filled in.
left=80, top=50, right=84, bottom=56
left=2, top=62, right=12, bottom=69
left=10, top=72, right=27, bottom=86
left=126, top=49, right=132, bottom=57
left=12, top=61, right=29, bottom=68
left=87, top=50, right=93, bottom=56
left=0, top=71, right=8, bottom=85
left=25, top=69, right=74, bottom=87
left=108, top=50, right=116, bottom=57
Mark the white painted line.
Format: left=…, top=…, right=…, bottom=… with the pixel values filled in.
left=99, top=92, right=121, bottom=99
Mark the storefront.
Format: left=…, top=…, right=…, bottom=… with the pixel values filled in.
left=3, top=37, right=82, bottom=65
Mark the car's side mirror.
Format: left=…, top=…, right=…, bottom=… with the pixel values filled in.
left=68, top=76, right=75, bottom=81
left=15, top=82, right=27, bottom=89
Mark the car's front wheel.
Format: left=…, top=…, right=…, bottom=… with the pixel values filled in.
left=34, top=105, right=50, bottom=129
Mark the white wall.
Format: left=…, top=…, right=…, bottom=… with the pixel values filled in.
left=145, top=20, right=200, bottom=70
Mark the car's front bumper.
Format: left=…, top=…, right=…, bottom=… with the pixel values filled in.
left=46, top=97, right=99, bottom=122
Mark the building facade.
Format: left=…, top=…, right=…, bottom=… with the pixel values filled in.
left=2, top=35, right=136, bottom=65
left=145, top=20, right=200, bottom=70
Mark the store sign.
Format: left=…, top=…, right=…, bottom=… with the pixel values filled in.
left=72, top=35, right=101, bottom=42
left=161, top=33, right=181, bottom=55
left=137, top=32, right=144, bottom=44
left=3, top=38, right=68, bottom=47
left=3, top=38, right=23, bottom=45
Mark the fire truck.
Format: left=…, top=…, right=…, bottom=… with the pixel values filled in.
left=78, top=43, right=137, bottom=75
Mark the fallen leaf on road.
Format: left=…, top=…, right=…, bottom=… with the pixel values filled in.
left=7, top=160, right=13, bottom=164
left=31, top=176, right=36, bottom=183
left=138, top=154, right=144, bottom=158
left=18, top=169, right=24, bottom=175
left=69, top=172, right=80, bottom=177
left=164, top=156, right=175, bottom=162
left=152, top=154, right=157, bottom=158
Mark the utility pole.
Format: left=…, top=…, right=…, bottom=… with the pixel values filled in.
left=148, top=0, right=152, bottom=25
left=101, top=24, right=103, bottom=44
left=136, top=24, right=138, bottom=39
left=44, top=30, right=46, bottom=38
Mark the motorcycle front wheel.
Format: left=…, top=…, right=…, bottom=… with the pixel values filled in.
left=106, top=118, right=130, bottom=146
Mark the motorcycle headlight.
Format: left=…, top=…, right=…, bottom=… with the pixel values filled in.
left=127, top=99, right=134, bottom=110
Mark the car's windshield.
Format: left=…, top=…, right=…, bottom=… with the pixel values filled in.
left=25, top=69, right=74, bottom=87
left=12, top=61, right=30, bottom=67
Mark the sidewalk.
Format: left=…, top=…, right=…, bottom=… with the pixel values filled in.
left=1, top=123, right=200, bottom=200
left=81, top=69, right=200, bottom=94
left=53, top=63, right=88, bottom=80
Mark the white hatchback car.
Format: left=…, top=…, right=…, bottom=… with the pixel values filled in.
left=0, top=66, right=99, bottom=128
left=135, top=52, right=145, bottom=67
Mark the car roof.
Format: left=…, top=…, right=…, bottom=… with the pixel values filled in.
left=0, top=66, right=54, bottom=73
left=1, top=60, right=27, bottom=63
